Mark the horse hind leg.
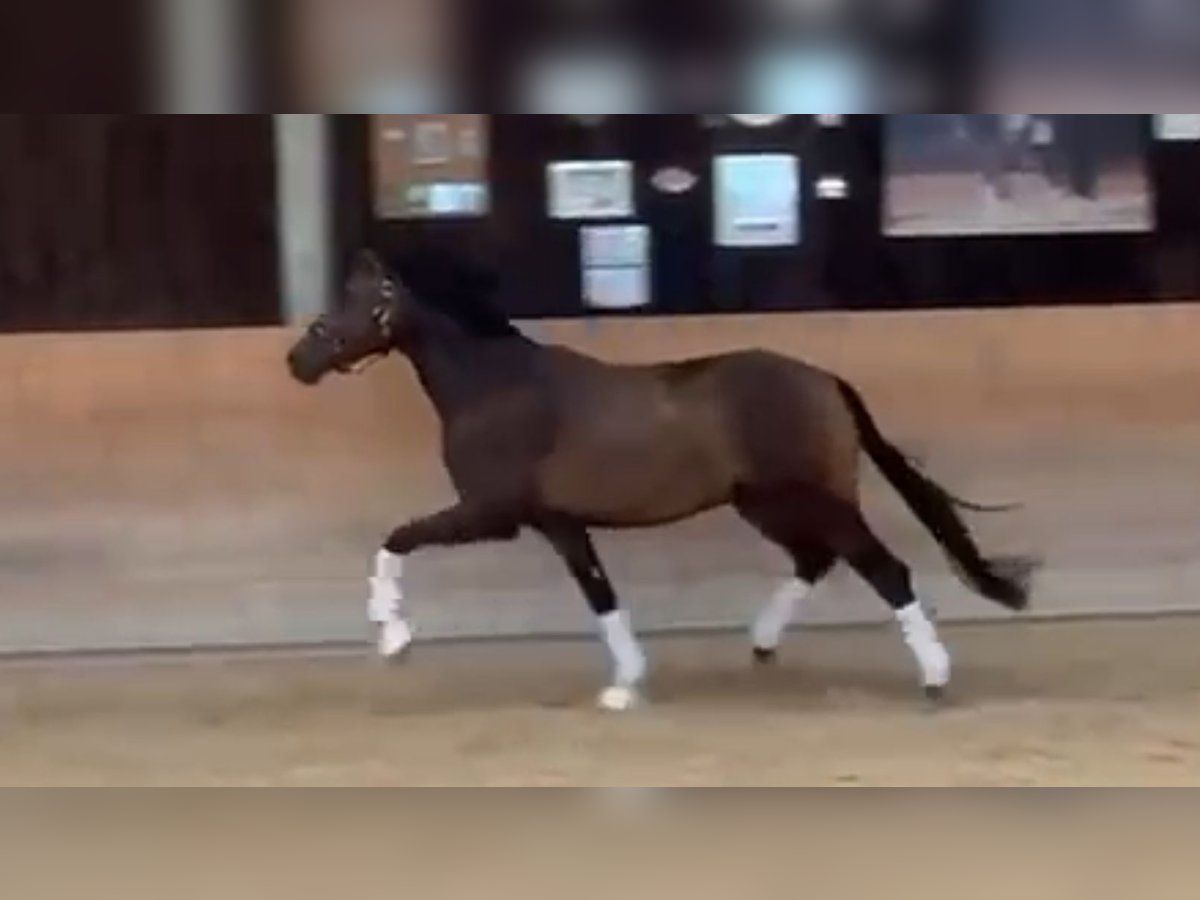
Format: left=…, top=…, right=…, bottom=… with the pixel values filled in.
left=829, top=509, right=952, bottom=703
left=739, top=486, right=951, bottom=703
left=751, top=544, right=836, bottom=666
left=735, top=492, right=836, bottom=665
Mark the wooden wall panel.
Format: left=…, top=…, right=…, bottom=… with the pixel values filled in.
left=0, top=115, right=278, bottom=333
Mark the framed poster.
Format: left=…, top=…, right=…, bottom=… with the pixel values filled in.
left=547, top=160, right=635, bottom=220
left=884, top=115, right=1154, bottom=237
left=714, top=153, right=802, bottom=248
left=371, top=114, right=489, bottom=219
left=580, top=224, right=652, bottom=310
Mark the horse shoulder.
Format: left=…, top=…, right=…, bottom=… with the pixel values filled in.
left=440, top=380, right=558, bottom=500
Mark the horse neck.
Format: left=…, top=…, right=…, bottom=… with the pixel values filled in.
left=401, top=307, right=535, bottom=423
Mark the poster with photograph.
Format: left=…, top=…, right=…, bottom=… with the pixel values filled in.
left=371, top=114, right=489, bottom=219
left=580, top=224, right=652, bottom=310
left=1155, top=115, right=1200, bottom=141
left=714, top=154, right=802, bottom=248
left=548, top=160, right=635, bottom=220
left=884, top=115, right=1154, bottom=237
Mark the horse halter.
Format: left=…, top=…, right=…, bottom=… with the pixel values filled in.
left=313, top=286, right=397, bottom=376
left=344, top=304, right=396, bottom=374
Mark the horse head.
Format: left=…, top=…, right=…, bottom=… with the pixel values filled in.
left=286, top=249, right=414, bottom=385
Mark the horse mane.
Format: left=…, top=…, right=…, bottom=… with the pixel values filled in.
left=385, top=247, right=522, bottom=339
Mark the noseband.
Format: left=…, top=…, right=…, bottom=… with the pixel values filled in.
left=336, top=352, right=389, bottom=376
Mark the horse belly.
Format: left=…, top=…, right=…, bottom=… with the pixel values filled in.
left=537, top=429, right=733, bottom=526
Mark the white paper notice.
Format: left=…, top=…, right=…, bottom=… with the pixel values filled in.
left=584, top=268, right=650, bottom=310
left=548, top=160, right=635, bottom=220
left=581, top=224, right=651, bottom=310
left=714, top=154, right=802, bottom=248
left=1155, top=115, right=1200, bottom=141
left=581, top=223, right=649, bottom=267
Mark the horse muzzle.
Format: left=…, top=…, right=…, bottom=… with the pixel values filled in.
left=286, top=346, right=328, bottom=386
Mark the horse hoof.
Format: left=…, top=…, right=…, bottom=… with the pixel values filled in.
left=598, top=685, right=641, bottom=712
left=923, top=685, right=948, bottom=708
left=752, top=647, right=778, bottom=667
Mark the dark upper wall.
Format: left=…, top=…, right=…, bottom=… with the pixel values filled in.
left=333, top=114, right=1200, bottom=320
left=4, top=113, right=1198, bottom=335
left=0, top=115, right=280, bottom=333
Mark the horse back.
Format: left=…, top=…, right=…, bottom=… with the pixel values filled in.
left=532, top=346, right=860, bottom=523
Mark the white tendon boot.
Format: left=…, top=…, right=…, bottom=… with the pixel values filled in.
left=369, top=549, right=414, bottom=660
left=751, top=578, right=812, bottom=661
left=895, top=601, right=951, bottom=699
left=597, top=610, right=648, bottom=712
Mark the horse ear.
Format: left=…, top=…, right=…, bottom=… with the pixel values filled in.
left=351, top=249, right=385, bottom=279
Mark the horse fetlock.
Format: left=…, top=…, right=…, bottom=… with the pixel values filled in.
left=750, top=577, right=810, bottom=653
left=599, top=610, right=647, bottom=684
left=896, top=602, right=952, bottom=690
left=368, top=577, right=404, bottom=623
left=619, top=651, right=648, bottom=687
left=369, top=549, right=406, bottom=624
left=377, top=619, right=415, bottom=660
left=604, top=661, right=647, bottom=712
left=920, top=641, right=952, bottom=690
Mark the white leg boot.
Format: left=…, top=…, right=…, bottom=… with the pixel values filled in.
left=751, top=578, right=812, bottom=660
left=895, top=601, right=951, bottom=696
left=596, top=610, right=648, bottom=712
left=369, top=549, right=413, bottom=659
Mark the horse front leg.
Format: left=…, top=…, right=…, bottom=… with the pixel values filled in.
left=369, top=502, right=521, bottom=658
left=539, top=524, right=648, bottom=713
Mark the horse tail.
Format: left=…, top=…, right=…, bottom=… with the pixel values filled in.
left=836, top=379, right=1035, bottom=611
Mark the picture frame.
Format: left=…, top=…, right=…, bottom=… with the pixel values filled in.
left=547, top=160, right=636, bottom=221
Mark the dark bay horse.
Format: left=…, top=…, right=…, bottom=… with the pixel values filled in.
left=287, top=250, right=1034, bottom=711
